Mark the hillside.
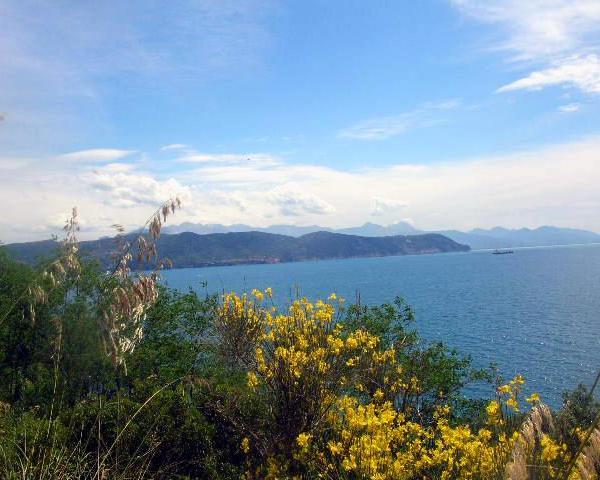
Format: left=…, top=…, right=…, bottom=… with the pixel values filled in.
left=5, top=231, right=469, bottom=269
left=162, top=222, right=600, bottom=249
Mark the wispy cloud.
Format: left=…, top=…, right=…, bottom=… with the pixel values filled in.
left=452, top=0, right=600, bottom=94
left=558, top=103, right=581, bottom=113
left=338, top=100, right=460, bottom=141
left=57, top=149, right=137, bottom=163
left=160, top=144, right=190, bottom=151
left=497, top=55, right=600, bottom=94
left=451, top=0, right=600, bottom=60
left=177, top=152, right=281, bottom=167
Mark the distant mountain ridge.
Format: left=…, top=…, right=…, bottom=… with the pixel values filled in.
left=5, top=231, right=470, bottom=269
left=163, top=221, right=421, bottom=237
left=164, top=222, right=600, bottom=250
left=467, top=226, right=600, bottom=247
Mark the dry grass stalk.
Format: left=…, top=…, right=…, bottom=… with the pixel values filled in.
left=100, top=198, right=181, bottom=372
left=575, top=427, right=600, bottom=479
left=505, top=403, right=556, bottom=480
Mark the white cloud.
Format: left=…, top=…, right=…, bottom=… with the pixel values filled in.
left=57, top=149, right=136, bottom=163
left=372, top=197, right=408, bottom=216
left=497, top=55, right=600, bottom=94
left=452, top=0, right=600, bottom=94
left=84, top=167, right=192, bottom=208
left=269, top=191, right=335, bottom=217
left=452, top=0, right=600, bottom=60
left=3, top=138, right=600, bottom=242
left=161, top=144, right=190, bottom=151
left=339, top=100, right=460, bottom=140
left=171, top=137, right=600, bottom=233
left=558, top=103, right=581, bottom=113
left=177, top=152, right=281, bottom=167
left=97, top=162, right=136, bottom=173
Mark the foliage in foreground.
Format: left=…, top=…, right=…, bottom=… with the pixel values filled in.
left=0, top=209, right=599, bottom=479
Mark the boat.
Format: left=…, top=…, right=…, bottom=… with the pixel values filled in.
left=492, top=249, right=514, bottom=255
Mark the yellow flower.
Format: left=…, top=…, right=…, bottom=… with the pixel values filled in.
left=241, top=437, right=250, bottom=454
left=486, top=400, right=501, bottom=420
left=498, top=384, right=511, bottom=394
left=328, top=441, right=342, bottom=455
left=540, top=434, right=560, bottom=463
left=251, top=288, right=264, bottom=302
left=247, top=371, right=259, bottom=389
left=506, top=397, right=519, bottom=412
left=265, top=287, right=273, bottom=297
left=297, top=432, right=312, bottom=449
left=526, top=392, right=540, bottom=403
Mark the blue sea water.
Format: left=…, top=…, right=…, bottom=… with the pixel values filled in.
left=160, top=244, right=600, bottom=407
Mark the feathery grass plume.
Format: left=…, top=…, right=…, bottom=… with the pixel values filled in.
left=504, top=403, right=557, bottom=480
left=99, top=197, right=181, bottom=373
left=575, top=427, right=600, bottom=479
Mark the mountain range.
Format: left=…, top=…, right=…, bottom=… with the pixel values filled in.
left=163, top=222, right=600, bottom=250
left=5, top=231, right=469, bottom=269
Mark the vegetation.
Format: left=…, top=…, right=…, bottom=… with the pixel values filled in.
left=0, top=203, right=599, bottom=479
left=6, top=230, right=469, bottom=270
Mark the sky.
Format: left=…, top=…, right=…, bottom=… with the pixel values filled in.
left=1, top=0, right=600, bottom=242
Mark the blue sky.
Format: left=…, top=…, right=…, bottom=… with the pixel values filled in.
left=1, top=0, right=600, bottom=241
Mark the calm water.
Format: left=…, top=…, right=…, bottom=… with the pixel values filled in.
left=161, top=244, right=600, bottom=407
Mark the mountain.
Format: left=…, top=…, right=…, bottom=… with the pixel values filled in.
left=7, top=224, right=597, bottom=264
left=5, top=231, right=469, bottom=269
left=161, top=222, right=251, bottom=235
left=162, top=222, right=333, bottom=237
left=434, top=230, right=505, bottom=250
left=163, top=222, right=600, bottom=249
left=442, top=226, right=600, bottom=250
left=163, top=221, right=421, bottom=237
left=336, top=221, right=421, bottom=236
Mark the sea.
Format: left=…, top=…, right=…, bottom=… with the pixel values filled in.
left=160, top=243, right=600, bottom=408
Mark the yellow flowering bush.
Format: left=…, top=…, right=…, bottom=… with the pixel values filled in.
left=215, top=290, right=596, bottom=480
left=296, top=394, right=521, bottom=480
left=320, top=395, right=429, bottom=479
left=215, top=290, right=268, bottom=365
